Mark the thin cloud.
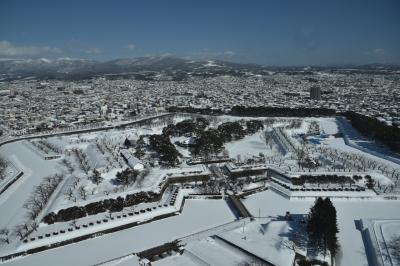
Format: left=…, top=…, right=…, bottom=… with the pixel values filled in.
left=127, top=43, right=136, bottom=50
left=0, top=40, right=62, bottom=57
left=190, top=49, right=237, bottom=60
left=86, top=47, right=103, bottom=54
left=224, top=50, right=235, bottom=58
left=374, top=48, right=385, bottom=56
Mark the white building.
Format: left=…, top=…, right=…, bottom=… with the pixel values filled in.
left=120, top=149, right=144, bottom=171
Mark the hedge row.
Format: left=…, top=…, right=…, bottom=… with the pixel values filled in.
left=291, top=174, right=367, bottom=186
left=43, top=191, right=160, bottom=224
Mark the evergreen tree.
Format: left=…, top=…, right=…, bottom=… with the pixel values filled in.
left=124, top=138, right=131, bottom=147
left=307, top=197, right=339, bottom=265
left=307, top=197, right=325, bottom=253
left=91, top=169, right=103, bottom=185
left=115, top=168, right=138, bottom=186
left=324, top=198, right=339, bottom=266
left=365, top=175, right=375, bottom=189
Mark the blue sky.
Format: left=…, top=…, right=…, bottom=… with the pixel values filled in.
left=0, top=0, right=399, bottom=65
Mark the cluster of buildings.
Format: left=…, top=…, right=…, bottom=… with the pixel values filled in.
left=0, top=71, right=399, bottom=136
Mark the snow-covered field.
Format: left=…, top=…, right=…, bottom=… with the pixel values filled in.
left=155, top=235, right=264, bottom=266
left=218, top=218, right=296, bottom=266
left=243, top=190, right=400, bottom=266
left=1, top=115, right=400, bottom=265
left=0, top=143, right=61, bottom=230
left=224, top=131, right=275, bottom=159
left=0, top=160, right=20, bottom=194
left=2, top=199, right=236, bottom=266
left=360, top=219, right=400, bottom=266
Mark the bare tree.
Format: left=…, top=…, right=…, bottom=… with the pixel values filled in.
left=30, top=221, right=38, bottom=232
left=13, top=225, right=26, bottom=240
left=78, top=185, right=87, bottom=200
left=0, top=228, right=10, bottom=244
left=65, top=187, right=74, bottom=200
left=387, top=235, right=400, bottom=264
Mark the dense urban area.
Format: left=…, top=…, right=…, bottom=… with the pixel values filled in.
left=1, top=61, right=399, bottom=138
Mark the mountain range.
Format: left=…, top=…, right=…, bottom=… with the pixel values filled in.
left=0, top=56, right=398, bottom=80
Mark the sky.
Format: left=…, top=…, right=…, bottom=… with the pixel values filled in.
left=0, top=0, right=399, bottom=65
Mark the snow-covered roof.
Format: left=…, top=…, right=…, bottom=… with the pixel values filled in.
left=120, top=149, right=143, bottom=169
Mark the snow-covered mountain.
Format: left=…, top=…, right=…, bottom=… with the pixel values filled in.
left=1, top=56, right=398, bottom=80
left=0, top=56, right=264, bottom=79
left=0, top=58, right=97, bottom=77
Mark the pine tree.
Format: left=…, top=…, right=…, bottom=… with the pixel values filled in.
left=307, top=197, right=339, bottom=265
left=92, top=169, right=103, bottom=185
left=324, top=198, right=339, bottom=266
left=124, top=138, right=131, bottom=147
left=307, top=197, right=325, bottom=254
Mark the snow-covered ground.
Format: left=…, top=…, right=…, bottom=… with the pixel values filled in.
left=224, top=131, right=275, bottom=159
left=0, top=159, right=20, bottom=194
left=359, top=219, right=400, bottom=266
left=337, top=117, right=400, bottom=165
left=243, top=190, right=400, bottom=266
left=1, top=115, right=400, bottom=265
left=218, top=218, right=297, bottom=266
left=155, top=235, right=263, bottom=266
left=2, top=199, right=236, bottom=266
left=0, top=142, right=61, bottom=230
left=318, top=117, right=339, bottom=135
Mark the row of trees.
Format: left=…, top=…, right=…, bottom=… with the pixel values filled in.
left=167, top=106, right=336, bottom=117
left=193, top=121, right=264, bottom=157
left=328, top=145, right=400, bottom=190
left=23, top=174, right=65, bottom=221
left=4, top=174, right=66, bottom=241
left=0, top=156, right=7, bottom=180
left=37, top=140, right=63, bottom=154
left=73, top=148, right=91, bottom=174
left=230, top=106, right=336, bottom=117
left=31, top=140, right=62, bottom=154
left=167, top=106, right=224, bottom=115
left=162, top=117, right=209, bottom=136
left=291, top=174, right=362, bottom=186
left=43, top=191, right=159, bottom=224
left=318, top=145, right=400, bottom=180
left=343, top=111, right=400, bottom=152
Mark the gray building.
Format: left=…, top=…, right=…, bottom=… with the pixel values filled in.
left=310, top=86, right=321, bottom=100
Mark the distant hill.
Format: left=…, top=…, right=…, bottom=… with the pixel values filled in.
left=0, top=56, right=399, bottom=80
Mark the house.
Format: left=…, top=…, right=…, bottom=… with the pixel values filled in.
left=176, top=137, right=197, bottom=147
